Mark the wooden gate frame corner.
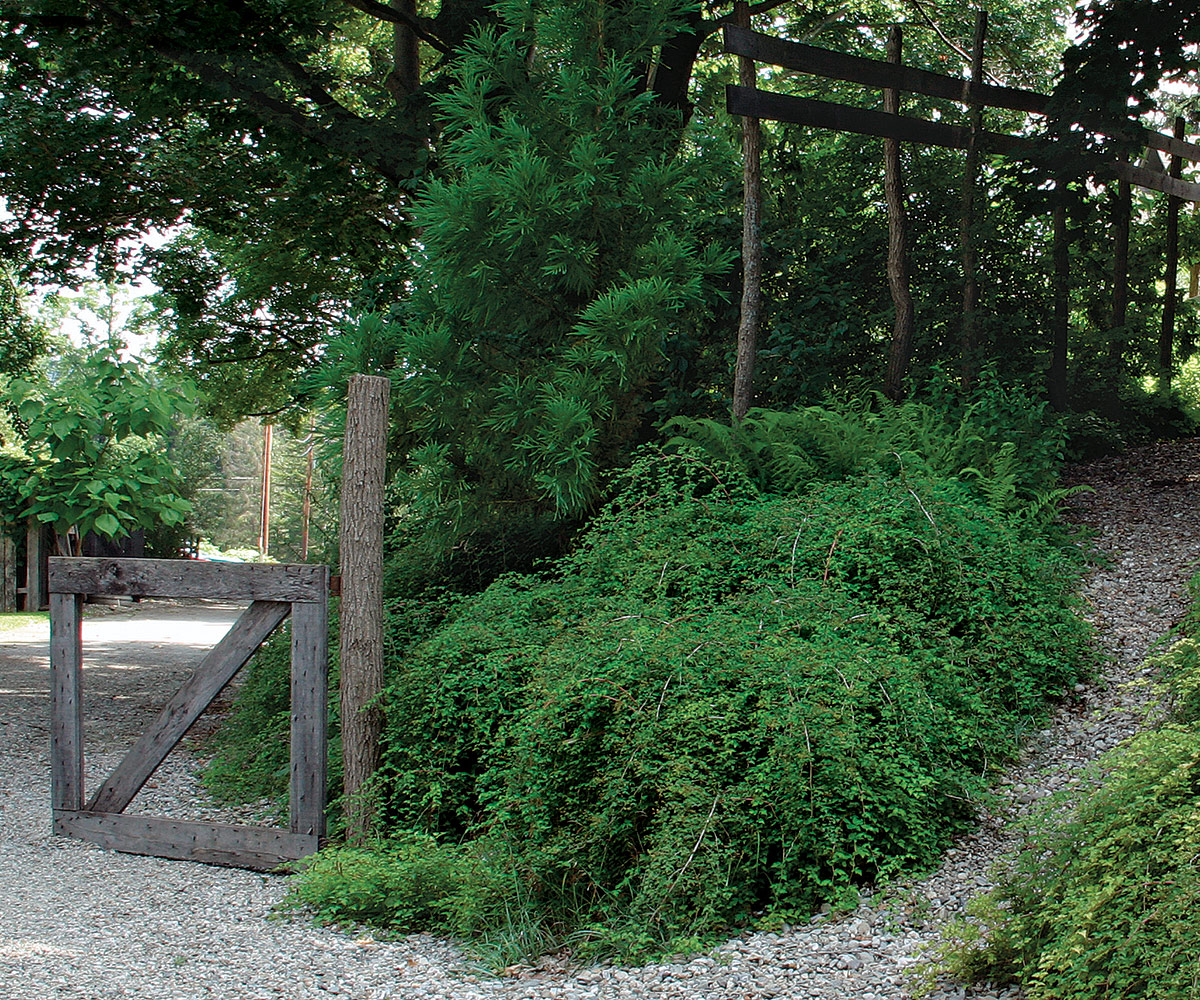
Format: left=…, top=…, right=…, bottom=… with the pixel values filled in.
left=48, top=556, right=329, bottom=871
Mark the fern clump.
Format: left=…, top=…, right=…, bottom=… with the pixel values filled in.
left=665, top=370, right=1069, bottom=518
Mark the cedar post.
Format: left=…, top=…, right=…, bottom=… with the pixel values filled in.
left=339, top=374, right=390, bottom=842
left=1160, top=116, right=1185, bottom=393
left=882, top=24, right=915, bottom=402
left=732, top=0, right=763, bottom=421
left=1049, top=195, right=1070, bottom=412
left=959, top=10, right=987, bottom=388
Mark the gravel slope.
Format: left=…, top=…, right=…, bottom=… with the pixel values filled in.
left=2, top=439, right=1198, bottom=999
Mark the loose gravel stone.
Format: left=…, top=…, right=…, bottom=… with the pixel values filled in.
left=3, top=438, right=1198, bottom=999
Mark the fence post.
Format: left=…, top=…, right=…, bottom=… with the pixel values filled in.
left=338, top=374, right=390, bottom=842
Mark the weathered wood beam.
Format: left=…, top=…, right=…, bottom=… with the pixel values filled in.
left=87, top=600, right=291, bottom=814
left=290, top=594, right=329, bottom=838
left=723, top=25, right=1200, bottom=165
left=50, top=592, right=84, bottom=812
left=1114, top=161, right=1200, bottom=204
left=48, top=557, right=327, bottom=602
left=723, top=25, right=1044, bottom=113
left=726, top=85, right=1025, bottom=152
left=727, top=87, right=1200, bottom=203
left=53, top=811, right=318, bottom=870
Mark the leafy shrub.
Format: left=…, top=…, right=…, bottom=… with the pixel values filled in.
left=290, top=446, right=1090, bottom=960
left=938, top=581, right=1200, bottom=999
left=202, top=596, right=453, bottom=824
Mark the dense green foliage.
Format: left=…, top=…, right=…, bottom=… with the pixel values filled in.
left=0, top=347, right=192, bottom=549
left=274, top=399, right=1090, bottom=958
left=938, top=576, right=1200, bottom=999
left=376, top=1, right=729, bottom=588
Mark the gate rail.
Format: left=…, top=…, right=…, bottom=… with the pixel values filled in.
left=49, top=557, right=328, bottom=870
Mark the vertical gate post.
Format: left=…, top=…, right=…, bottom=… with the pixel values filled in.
left=1049, top=195, right=1070, bottom=412
left=882, top=24, right=915, bottom=402
left=960, top=9, right=988, bottom=388
left=339, top=374, right=390, bottom=842
left=50, top=591, right=84, bottom=814
left=732, top=0, right=762, bottom=422
left=1160, top=116, right=1185, bottom=393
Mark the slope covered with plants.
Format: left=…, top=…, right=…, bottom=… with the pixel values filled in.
left=225, top=384, right=1094, bottom=962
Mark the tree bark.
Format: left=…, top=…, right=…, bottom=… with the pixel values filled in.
left=389, top=0, right=420, bottom=98
left=1049, top=197, right=1070, bottom=412
left=1109, top=174, right=1131, bottom=366
left=339, top=374, right=390, bottom=843
left=732, top=1, right=762, bottom=422
left=882, top=25, right=915, bottom=402
left=959, top=10, right=987, bottom=389
left=1159, top=116, right=1184, bottom=393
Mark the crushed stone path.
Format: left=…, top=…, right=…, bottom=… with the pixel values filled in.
left=2, top=437, right=1198, bottom=1000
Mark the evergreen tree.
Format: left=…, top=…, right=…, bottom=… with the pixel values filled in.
left=381, top=0, right=729, bottom=586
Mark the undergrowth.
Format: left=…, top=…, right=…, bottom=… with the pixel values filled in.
left=278, top=431, right=1091, bottom=964
left=934, top=573, right=1200, bottom=1000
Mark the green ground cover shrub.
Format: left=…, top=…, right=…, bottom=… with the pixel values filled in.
left=938, top=577, right=1200, bottom=1000
left=287, top=445, right=1091, bottom=961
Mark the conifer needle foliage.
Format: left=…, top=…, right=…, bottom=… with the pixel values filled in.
left=384, top=0, right=728, bottom=565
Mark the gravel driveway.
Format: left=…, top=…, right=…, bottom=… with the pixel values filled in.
left=2, top=438, right=1198, bottom=1000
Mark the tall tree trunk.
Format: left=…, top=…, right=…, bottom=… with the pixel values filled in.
left=1049, top=196, right=1070, bottom=412
left=389, top=0, right=420, bottom=98
left=339, top=374, right=390, bottom=843
left=1109, top=174, right=1131, bottom=367
left=1159, top=116, right=1184, bottom=394
left=882, top=25, right=915, bottom=402
left=959, top=10, right=987, bottom=389
left=732, top=1, right=762, bottom=422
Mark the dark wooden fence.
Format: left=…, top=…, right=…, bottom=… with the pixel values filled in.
left=49, top=557, right=329, bottom=870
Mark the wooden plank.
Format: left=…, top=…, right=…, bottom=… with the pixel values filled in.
left=54, top=811, right=318, bottom=870
left=727, top=87, right=1200, bottom=199
left=1115, top=160, right=1200, bottom=203
left=723, top=26, right=1200, bottom=165
left=290, top=595, right=328, bottom=838
left=723, top=25, right=1046, bottom=113
left=88, top=600, right=291, bottom=814
left=48, top=557, right=327, bottom=602
left=726, top=85, right=1027, bottom=153
left=50, top=592, right=84, bottom=812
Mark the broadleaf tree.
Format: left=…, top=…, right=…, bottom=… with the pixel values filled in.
left=0, top=348, right=193, bottom=553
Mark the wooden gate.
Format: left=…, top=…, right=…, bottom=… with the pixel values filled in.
left=49, top=556, right=329, bottom=870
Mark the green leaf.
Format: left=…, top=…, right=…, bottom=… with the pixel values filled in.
left=93, top=513, right=121, bottom=536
